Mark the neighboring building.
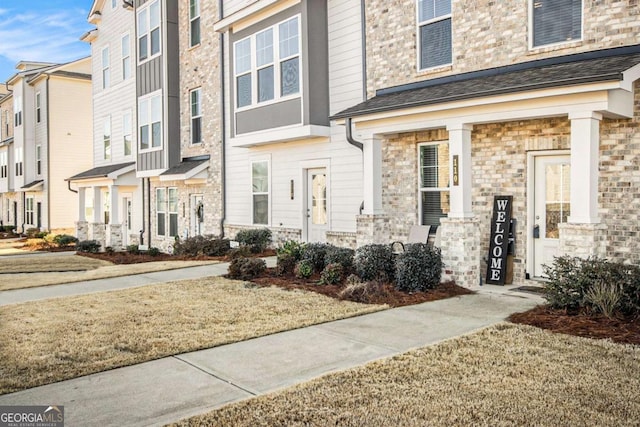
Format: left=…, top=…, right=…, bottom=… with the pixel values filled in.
left=2, top=59, right=92, bottom=234
left=69, top=0, right=142, bottom=250
left=214, top=0, right=366, bottom=247
left=0, top=86, right=16, bottom=229
left=328, top=0, right=640, bottom=286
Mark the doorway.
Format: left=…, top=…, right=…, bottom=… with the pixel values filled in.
left=36, top=202, right=42, bottom=229
left=532, top=155, right=570, bottom=277
left=122, top=195, right=132, bottom=246
left=306, top=168, right=327, bottom=243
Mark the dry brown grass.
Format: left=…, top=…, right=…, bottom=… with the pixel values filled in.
left=172, top=323, right=640, bottom=427
left=0, top=277, right=384, bottom=395
left=0, top=254, right=112, bottom=274
left=0, top=259, right=219, bottom=291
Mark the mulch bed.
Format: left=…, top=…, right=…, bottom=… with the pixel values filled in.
left=250, top=268, right=474, bottom=308
left=508, top=306, right=640, bottom=346
left=78, top=249, right=277, bottom=265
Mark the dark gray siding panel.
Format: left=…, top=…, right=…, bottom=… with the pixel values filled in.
left=167, top=95, right=180, bottom=168
left=138, top=150, right=164, bottom=171
left=165, top=0, right=180, bottom=168
left=236, top=98, right=301, bottom=135
left=137, top=56, right=163, bottom=96
left=305, top=0, right=329, bottom=127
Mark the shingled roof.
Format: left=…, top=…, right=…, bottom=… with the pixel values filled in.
left=331, top=44, right=640, bottom=120
left=67, top=162, right=135, bottom=181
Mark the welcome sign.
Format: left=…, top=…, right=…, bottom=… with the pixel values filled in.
left=486, top=195, right=512, bottom=285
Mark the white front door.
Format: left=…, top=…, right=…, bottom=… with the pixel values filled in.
left=191, top=194, right=204, bottom=237
left=533, top=155, right=571, bottom=277
left=306, top=168, right=327, bottom=243
left=122, top=195, right=132, bottom=246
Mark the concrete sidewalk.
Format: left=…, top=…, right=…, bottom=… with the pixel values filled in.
left=0, top=285, right=542, bottom=427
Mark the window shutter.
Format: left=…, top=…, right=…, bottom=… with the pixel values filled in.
left=533, top=0, right=582, bottom=47
left=420, top=18, right=452, bottom=69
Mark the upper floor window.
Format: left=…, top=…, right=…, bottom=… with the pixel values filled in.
left=417, top=0, right=452, bottom=70
left=0, top=151, right=7, bottom=178
left=138, top=0, right=161, bottom=62
left=14, top=95, right=22, bottom=127
left=138, top=92, right=162, bottom=151
left=36, top=145, right=42, bottom=175
left=0, top=109, right=3, bottom=140
left=190, top=88, right=202, bottom=144
left=102, top=46, right=110, bottom=89
left=15, top=147, right=23, bottom=177
left=103, top=116, right=112, bottom=160
left=3, top=110, right=8, bottom=138
left=531, top=0, right=582, bottom=48
left=123, top=110, right=132, bottom=156
left=122, top=34, right=131, bottom=80
left=190, top=0, right=201, bottom=47
left=35, top=92, right=41, bottom=123
left=419, top=141, right=450, bottom=226
left=234, top=16, right=300, bottom=109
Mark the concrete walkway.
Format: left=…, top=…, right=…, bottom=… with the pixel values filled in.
left=0, top=261, right=543, bottom=427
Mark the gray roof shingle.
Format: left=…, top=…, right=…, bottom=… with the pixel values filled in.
left=67, top=162, right=135, bottom=181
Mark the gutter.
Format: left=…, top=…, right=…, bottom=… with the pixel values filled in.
left=218, top=0, right=226, bottom=238
left=345, top=118, right=365, bottom=215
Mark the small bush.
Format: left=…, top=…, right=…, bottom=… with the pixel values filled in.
left=294, top=259, right=314, bottom=279
left=35, top=231, right=49, bottom=239
left=277, top=240, right=304, bottom=260
left=276, top=252, right=297, bottom=276
left=395, top=243, right=443, bottom=292
left=354, top=244, right=395, bottom=282
left=147, top=247, right=161, bottom=256
left=105, top=246, right=114, bottom=254
left=300, top=243, right=330, bottom=272
left=339, top=276, right=388, bottom=304
left=235, top=228, right=272, bottom=253
left=2, top=225, right=15, bottom=233
left=25, top=228, right=40, bottom=238
left=227, top=246, right=252, bottom=260
left=173, top=235, right=230, bottom=257
left=325, top=246, right=355, bottom=271
left=126, top=244, right=140, bottom=254
left=585, top=281, right=623, bottom=319
left=228, top=257, right=266, bottom=280
left=320, top=263, right=344, bottom=285
left=76, top=240, right=101, bottom=253
left=53, top=234, right=79, bottom=247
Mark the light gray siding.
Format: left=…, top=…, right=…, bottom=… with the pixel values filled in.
left=136, top=57, right=163, bottom=97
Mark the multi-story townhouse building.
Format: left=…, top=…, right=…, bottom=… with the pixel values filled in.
left=2, top=59, right=92, bottom=234
left=327, top=0, right=640, bottom=286
left=214, top=0, right=367, bottom=247
left=69, top=0, right=143, bottom=250
left=0, top=86, right=16, bottom=229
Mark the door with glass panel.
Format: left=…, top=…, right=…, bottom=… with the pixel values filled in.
left=533, top=156, right=570, bottom=277
left=306, top=168, right=327, bottom=243
left=122, top=195, right=132, bottom=246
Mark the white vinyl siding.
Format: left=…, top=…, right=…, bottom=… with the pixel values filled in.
left=417, top=0, right=452, bottom=70
left=531, top=0, right=582, bottom=48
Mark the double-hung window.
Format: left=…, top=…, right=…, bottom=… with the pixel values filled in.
left=14, top=95, right=22, bottom=127
left=531, top=0, right=582, bottom=48
left=102, top=46, right=110, bottom=89
left=138, top=92, right=162, bottom=151
left=251, top=160, right=269, bottom=225
left=0, top=151, right=7, bottom=178
left=419, top=142, right=450, bottom=226
left=122, top=34, right=131, bottom=80
left=123, top=110, right=132, bottom=156
left=156, top=187, right=178, bottom=237
left=25, top=197, right=34, bottom=226
left=234, top=16, right=300, bottom=109
left=156, top=188, right=166, bottom=236
left=35, top=92, right=41, bottom=123
left=103, top=116, right=111, bottom=160
left=138, top=0, right=161, bottom=62
left=417, top=0, right=452, bottom=70
left=15, top=147, right=22, bottom=177
left=190, top=88, right=202, bottom=144
left=36, top=145, right=41, bottom=175
left=190, top=0, right=201, bottom=47
left=168, top=188, right=178, bottom=237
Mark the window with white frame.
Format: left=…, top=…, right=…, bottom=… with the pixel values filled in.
left=3, top=110, right=8, bottom=137
left=234, top=16, right=300, bottom=109
left=36, top=145, right=41, bottom=175
left=137, top=0, right=161, bottom=62
left=25, top=197, right=34, bottom=225
left=35, top=92, right=41, bottom=123
left=189, top=0, right=200, bottom=47
left=103, top=116, right=111, bottom=160
left=417, top=0, right=452, bottom=70
left=0, top=109, right=3, bottom=140
left=15, top=147, right=22, bottom=176
left=156, top=187, right=166, bottom=236
left=419, top=142, right=450, bottom=226
left=14, top=95, right=22, bottom=127
left=0, top=151, right=7, bottom=178
left=122, top=34, right=131, bottom=80
left=190, top=88, right=202, bottom=144
left=138, top=92, right=162, bottom=151
left=168, top=187, right=178, bottom=237
left=251, top=160, right=269, bottom=225
left=531, top=0, right=582, bottom=48
left=123, top=110, right=132, bottom=156
left=112, top=0, right=117, bottom=9
left=102, top=46, right=110, bottom=89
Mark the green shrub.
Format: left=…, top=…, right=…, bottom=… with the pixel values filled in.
left=53, top=234, right=79, bottom=247
left=227, top=246, right=252, bottom=260
left=277, top=240, right=304, bottom=260
left=173, top=235, right=230, bottom=257
left=354, top=244, right=395, bottom=282
left=105, top=246, right=115, bottom=254
left=620, top=264, right=640, bottom=315
left=276, top=252, right=297, bottom=276
left=147, top=247, right=161, bottom=256
left=324, top=246, right=354, bottom=271
left=76, top=240, right=101, bottom=253
left=2, top=225, right=15, bottom=233
left=294, top=259, right=314, bottom=279
left=35, top=231, right=49, bottom=239
left=300, top=243, right=330, bottom=272
left=395, top=243, right=443, bottom=292
left=320, top=263, right=344, bottom=285
left=235, top=228, right=272, bottom=253
left=126, top=244, right=140, bottom=254
left=228, top=257, right=266, bottom=280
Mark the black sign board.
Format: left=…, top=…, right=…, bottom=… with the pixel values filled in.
left=486, top=195, right=513, bottom=285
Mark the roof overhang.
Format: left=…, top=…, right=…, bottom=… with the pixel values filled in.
left=67, top=162, right=136, bottom=183
left=159, top=158, right=210, bottom=182
left=21, top=180, right=44, bottom=191
left=214, top=0, right=300, bottom=33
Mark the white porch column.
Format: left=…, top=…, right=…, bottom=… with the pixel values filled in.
left=109, top=185, right=119, bottom=224
left=568, top=112, right=601, bottom=224
left=92, top=186, right=102, bottom=223
left=446, top=123, right=474, bottom=218
left=361, top=134, right=383, bottom=215
left=77, top=187, right=86, bottom=221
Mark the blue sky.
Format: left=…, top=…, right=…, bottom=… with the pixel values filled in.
left=0, top=0, right=93, bottom=82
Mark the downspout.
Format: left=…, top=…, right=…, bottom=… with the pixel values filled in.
left=21, top=191, right=25, bottom=234
left=146, top=177, right=151, bottom=246
left=67, top=181, right=78, bottom=193
left=218, top=0, right=226, bottom=238
left=345, top=118, right=365, bottom=214
left=139, top=178, right=145, bottom=245
left=45, top=74, right=51, bottom=231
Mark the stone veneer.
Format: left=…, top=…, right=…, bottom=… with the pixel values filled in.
left=326, top=231, right=357, bottom=249
left=88, top=222, right=106, bottom=249
left=75, top=220, right=88, bottom=241
left=107, top=223, right=124, bottom=251
left=558, top=223, right=608, bottom=259
left=365, top=0, right=640, bottom=96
